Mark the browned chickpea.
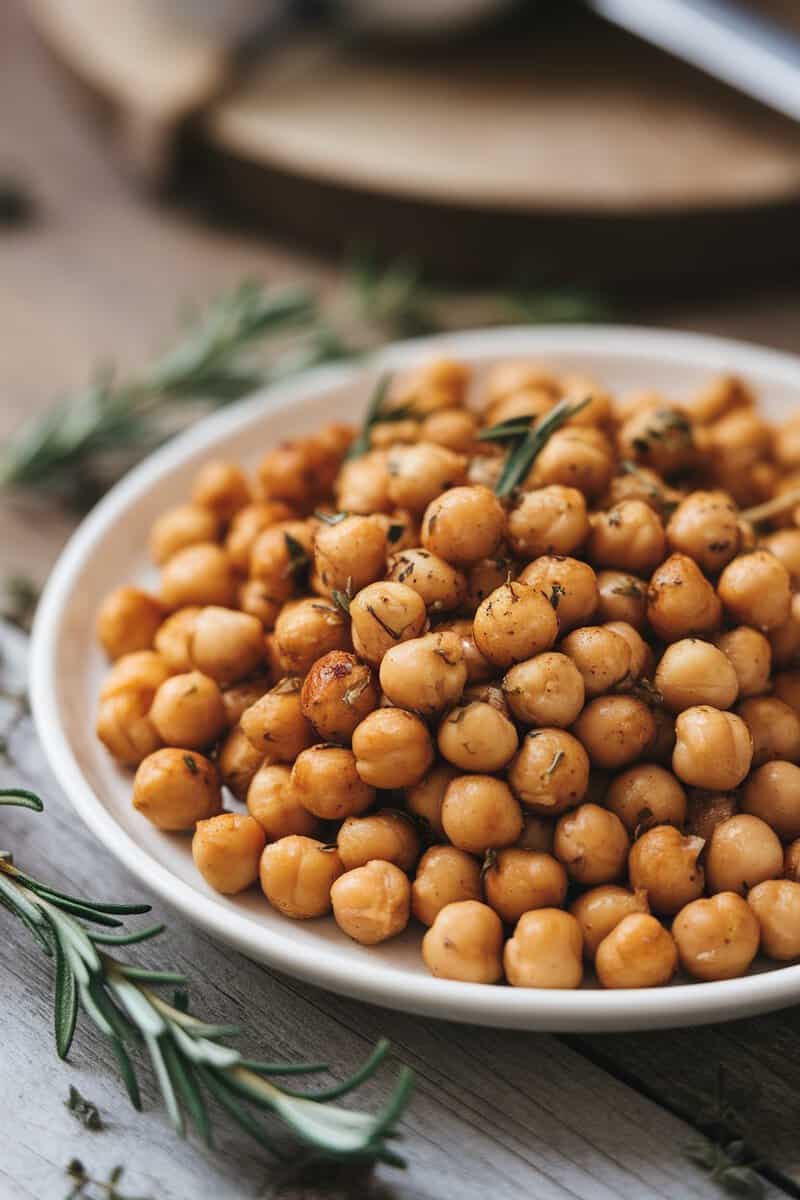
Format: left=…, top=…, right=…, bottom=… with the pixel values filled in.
left=718, top=551, right=792, bottom=631
left=706, top=814, right=783, bottom=895
left=149, top=671, right=227, bottom=750
left=337, top=811, right=420, bottom=872
left=237, top=580, right=282, bottom=630
left=713, top=627, right=771, bottom=698
left=421, top=485, right=506, bottom=566
left=422, top=900, right=504, bottom=983
left=595, top=913, right=678, bottom=989
left=352, top=708, right=434, bottom=788
left=435, top=617, right=494, bottom=683
left=589, top=501, right=666, bottom=575
left=604, top=465, right=681, bottom=517
left=99, top=650, right=171, bottom=702
left=312, top=514, right=388, bottom=595
left=785, top=838, right=800, bottom=881
left=672, top=707, right=753, bottom=790
left=507, top=728, right=589, bottom=817
left=331, top=861, right=411, bottom=944
left=464, top=554, right=519, bottom=612
left=412, top=846, right=482, bottom=926
left=154, top=607, right=200, bottom=672
left=224, top=501, right=294, bottom=572
left=133, top=748, right=221, bottom=830
left=666, top=491, right=740, bottom=574
left=570, top=886, right=650, bottom=959
left=486, top=387, right=554, bottom=428
left=554, top=803, right=629, bottom=886
left=708, top=408, right=771, bottom=482
left=291, top=745, right=375, bottom=821
left=686, top=789, right=738, bottom=841
left=369, top=418, right=420, bottom=448
left=672, top=892, right=760, bottom=981
left=743, top=761, right=800, bottom=840
left=595, top=571, right=648, bottom=631
left=97, top=586, right=164, bottom=660
left=508, top=486, right=589, bottom=559
left=762, top=528, right=800, bottom=588
left=503, top=652, right=585, bottom=728
left=241, top=680, right=314, bottom=761
left=161, top=543, right=237, bottom=610
left=217, top=725, right=264, bottom=801
left=516, top=813, right=556, bottom=853
left=257, top=439, right=320, bottom=512
left=192, top=813, right=266, bottom=894
left=220, top=676, right=271, bottom=727
left=572, top=696, right=656, bottom=770
left=485, top=359, right=559, bottom=405
left=96, top=692, right=162, bottom=766
left=441, top=775, right=523, bottom=854
left=768, top=594, right=800, bottom=668
left=385, top=443, right=467, bottom=515
left=273, top=598, right=350, bottom=677
left=249, top=521, right=314, bottom=604
left=504, top=909, right=583, bottom=989
left=438, top=701, right=519, bottom=772
left=335, top=450, right=390, bottom=514
left=628, top=825, right=704, bottom=914
left=259, top=835, right=344, bottom=919
left=149, top=504, right=220, bottom=567
left=348, top=581, right=427, bottom=666
left=300, top=651, right=377, bottom=742
left=421, top=408, right=477, bottom=453
left=246, top=762, right=319, bottom=840
left=748, top=879, right=800, bottom=959
left=467, top=452, right=503, bottom=491
left=647, top=706, right=677, bottom=765
left=560, top=625, right=632, bottom=698
left=379, top=631, right=467, bottom=716
left=394, top=357, right=470, bottom=413
left=187, top=606, right=264, bottom=685
left=654, top=639, right=739, bottom=713
left=618, top=406, right=694, bottom=476
left=191, top=460, right=251, bottom=521
left=386, top=548, right=467, bottom=613
left=606, top=764, right=687, bottom=835
left=738, top=696, right=800, bottom=767
left=773, top=670, right=800, bottom=715
left=688, top=374, right=753, bottom=425
left=646, top=554, right=722, bottom=642
left=517, top=556, right=599, bottom=633
left=405, top=764, right=458, bottom=840
left=483, top=849, right=567, bottom=923
left=528, top=426, right=614, bottom=500
left=604, top=621, right=652, bottom=681
left=473, top=582, right=558, bottom=668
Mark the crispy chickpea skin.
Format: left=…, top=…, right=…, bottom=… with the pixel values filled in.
left=133, top=749, right=221, bottom=831
left=504, top=909, right=584, bottom=989
left=673, top=892, right=760, bottom=981
left=473, top=582, right=559, bottom=668
left=246, top=762, right=319, bottom=840
left=348, top=581, right=428, bottom=666
left=217, top=725, right=264, bottom=801
left=330, top=861, right=411, bottom=944
left=386, top=548, right=467, bottom=613
left=483, top=849, right=567, bottom=923
left=595, top=571, right=647, bottom=630
left=312, top=515, right=388, bottom=595
left=554, top=803, right=630, bottom=886
left=589, top=500, right=666, bottom=575
left=517, top=556, right=599, bottom=633
left=192, top=460, right=251, bottom=521
left=192, top=813, right=266, bottom=894
left=291, top=745, right=375, bottom=820
left=713, top=627, right=771, bottom=698
left=149, top=671, right=227, bottom=750
left=570, top=886, right=650, bottom=959
left=503, top=652, right=585, bottom=728
left=412, top=846, right=482, bottom=926
left=248, top=521, right=313, bottom=605
left=618, top=406, right=694, bottom=476
left=705, top=814, right=783, bottom=895
left=748, top=879, right=800, bottom=959
left=654, top=638, right=739, bottom=713
left=606, top=764, right=687, bottom=834
left=528, top=426, right=615, bottom=500
left=161, top=543, right=237, bottom=610
left=96, top=692, right=162, bottom=766
left=507, top=486, right=589, bottom=559
left=666, top=491, right=740, bottom=574
left=352, top=708, right=434, bottom=788
left=438, top=701, right=519, bottom=772
left=273, top=597, right=350, bottom=677
left=379, top=631, right=467, bottom=716
left=628, top=825, right=704, bottom=915
left=386, top=442, right=467, bottom=514
left=335, top=450, right=391, bottom=514
left=441, top=775, right=523, bottom=853
left=300, top=651, right=377, bottom=742
left=646, top=554, right=722, bottom=643
left=259, top=836, right=344, bottom=919
left=97, top=586, right=164, bottom=660
left=736, top=697, right=800, bottom=766
left=241, top=682, right=314, bottom=761
left=221, top=676, right=271, bottom=727
left=154, top=607, right=200, bottom=672
left=672, top=707, right=753, bottom=790
left=237, top=580, right=282, bottom=630
left=224, top=501, right=294, bottom=572
left=422, top=900, right=504, bottom=983
left=149, top=504, right=220, bottom=566
left=188, top=606, right=265, bottom=684
left=762, top=529, right=800, bottom=588
left=718, top=551, right=792, bottom=631
left=507, top=729, right=589, bottom=814
left=595, top=914, right=678, bottom=989
left=560, top=625, right=632, bottom=697
left=421, top=485, right=506, bottom=566
left=337, top=811, right=420, bottom=872
left=465, top=555, right=519, bottom=612
left=572, top=696, right=655, bottom=770
left=743, top=761, right=800, bottom=840
left=100, top=650, right=171, bottom=701
left=421, top=408, right=477, bottom=452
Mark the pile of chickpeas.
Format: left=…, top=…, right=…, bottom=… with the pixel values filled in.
left=95, top=356, right=800, bottom=989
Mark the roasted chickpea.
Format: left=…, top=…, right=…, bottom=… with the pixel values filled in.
left=767, top=593, right=800, bottom=669
left=606, top=764, right=687, bottom=835
left=300, top=651, right=377, bottom=742
left=96, top=691, right=162, bottom=766
left=528, top=426, right=614, bottom=500
left=736, top=696, right=800, bottom=766
left=348, top=581, right=427, bottom=666
left=572, top=696, right=655, bottom=770
left=330, top=861, right=411, bottom=944
left=224, top=501, right=294, bottom=572
left=100, top=650, right=170, bottom=702
left=473, top=582, right=558, bottom=668
left=241, top=681, right=314, bottom=761
left=217, top=725, right=264, bottom=801
left=646, top=554, right=722, bottom=642
left=618, top=406, right=694, bottom=476
left=422, top=900, right=504, bottom=983
left=517, top=556, right=599, bottom=633
left=686, top=789, right=738, bottom=840
left=352, top=708, right=434, bottom=788
left=560, top=625, right=632, bottom=697
left=748, top=879, right=800, bottom=959
left=404, top=765, right=458, bottom=840
left=394, top=357, right=469, bottom=413
left=249, top=521, right=313, bottom=603
left=570, top=886, right=650, bottom=959
left=421, top=408, right=478, bottom=453
left=666, top=491, right=740, bottom=574
left=785, top=839, right=800, bottom=881
left=259, top=835, right=343, bottom=919
left=97, top=586, right=164, bottom=660
left=742, top=761, right=800, bottom=840
left=504, top=909, right=583, bottom=989
left=507, top=729, right=589, bottom=817
left=386, top=548, right=467, bottom=613
left=604, top=621, right=652, bottom=681
left=516, top=813, right=556, bottom=853
left=335, top=450, right=390, bottom=514
left=595, top=571, right=648, bottom=630
left=688, top=374, right=753, bottom=425
left=154, top=607, right=200, bottom=672
left=486, top=387, right=554, bottom=428
left=191, top=460, right=251, bottom=521
left=595, top=913, right=678, bottom=989
left=132, top=748, right=221, bottom=831
left=412, top=845, right=482, bottom=925
left=313, top=515, right=388, bottom=595
left=273, top=598, right=350, bottom=677
left=149, top=504, right=220, bottom=566
left=718, top=550, right=792, bottom=631
left=483, top=849, right=567, bottom=923
left=713, top=627, right=771, bottom=698
left=485, top=359, right=559, bottom=405
left=161, top=543, right=237, bottom=610
left=220, top=676, right=271, bottom=727
left=441, top=775, right=523, bottom=853
left=379, top=631, right=466, bottom=716
left=589, top=501, right=666, bottom=575
left=654, top=638, right=739, bottom=713
left=672, top=892, right=760, bottom=981
left=385, top=442, right=467, bottom=514
left=503, top=652, right=585, bottom=728
left=186, top=606, right=264, bottom=685
left=705, top=814, right=783, bottom=895
left=464, top=554, right=519, bottom=612
left=762, top=528, right=800, bottom=588
left=435, top=617, right=494, bottom=683
left=708, top=408, right=772, bottom=489
left=149, top=671, right=227, bottom=750
left=337, top=811, right=420, bottom=873
left=257, top=439, right=321, bottom=511
left=773, top=670, right=800, bottom=715
left=438, top=701, right=519, bottom=772
left=627, top=825, right=704, bottom=915
left=421, top=485, right=506, bottom=566
left=246, top=762, right=318, bottom=840
left=554, top=803, right=629, bottom=886
left=192, top=813, right=266, bottom=894
left=237, top=580, right=282, bottom=630
left=672, top=706, right=753, bottom=790
left=508, top=486, right=589, bottom=559
left=290, top=744, right=375, bottom=821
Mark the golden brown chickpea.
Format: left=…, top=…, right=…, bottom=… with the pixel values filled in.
left=241, top=680, right=314, bottom=761
left=688, top=374, right=753, bottom=425
left=516, top=813, right=556, bottom=853
left=100, top=651, right=171, bottom=702
left=217, top=725, right=264, bottom=801
left=256, top=439, right=320, bottom=512
left=604, top=466, right=681, bottom=517
left=421, top=900, right=504, bottom=983
left=313, top=515, right=388, bottom=595
left=97, top=586, right=164, bottom=660
left=596, top=914, right=679, bottom=989
left=246, top=762, right=319, bottom=840
left=785, top=839, right=800, bottom=881
left=161, top=543, right=237, bottom=610
left=646, top=554, right=722, bottom=642
left=473, top=582, right=559, bottom=668
left=618, top=406, right=694, bottom=477
left=237, top=580, right=282, bottom=630
left=767, top=594, right=800, bottom=669
left=224, top=501, right=294, bottom=573
left=595, top=571, right=648, bottom=631
left=435, top=618, right=494, bottom=683
left=504, top=909, right=583, bottom=989
left=713, top=627, right=771, bottom=698
left=379, top=631, right=467, bottom=717
left=747, top=879, right=800, bottom=959
left=654, top=639, right=739, bottom=713
left=464, top=554, right=519, bottom=612
left=149, top=504, right=220, bottom=567
left=291, top=745, right=375, bottom=820
left=259, top=835, right=344, bottom=919
left=441, top=775, right=523, bottom=853
left=300, top=651, right=377, bottom=742
left=421, top=408, right=477, bottom=453
left=672, top=892, right=760, bottom=981
left=528, top=426, right=615, bottom=500
left=220, top=676, right=271, bottom=727
left=249, top=521, right=314, bottom=604
left=503, top=652, right=585, bottom=728
left=743, top=761, right=800, bottom=840
left=337, top=811, right=420, bottom=873
left=588, top=501, right=667, bottom=575
left=486, top=387, right=554, bottom=428
left=421, top=485, right=506, bottom=566
left=554, top=803, right=630, bottom=886
left=352, top=707, right=434, bottom=788
left=154, top=607, right=200, bottom=672
left=369, top=418, right=420, bottom=448
left=273, top=598, right=350, bottom=677
left=149, top=671, right=227, bottom=750
left=572, top=696, right=656, bottom=770
left=762, top=528, right=800, bottom=588
left=192, top=813, right=266, bottom=894
left=570, top=886, right=650, bottom=959
left=507, top=728, right=589, bottom=817
left=331, top=861, right=411, bottom=944
left=348, top=581, right=428, bottom=666
left=412, top=845, right=482, bottom=926
left=686, top=789, right=738, bottom=841
left=437, top=701, right=519, bottom=772
left=96, top=692, right=162, bottom=766
left=385, top=443, right=467, bottom=515
left=334, top=450, right=391, bottom=514
left=773, top=670, right=800, bottom=715
left=517, top=556, right=599, bottom=634
left=485, top=359, right=559, bottom=405
left=187, top=606, right=264, bottom=685
left=483, top=849, right=567, bottom=923
left=665, top=491, right=740, bottom=574
left=394, top=357, right=470, bottom=413
left=508, top=486, right=589, bottom=559
left=737, top=696, right=800, bottom=767
left=606, top=621, right=653, bottom=681
left=606, top=764, right=687, bottom=835
left=560, top=625, right=632, bottom=698
left=672, top=707, right=753, bottom=790
left=191, top=460, right=251, bottom=521
left=627, top=825, right=704, bottom=915
left=708, top=407, right=771, bottom=481
left=132, top=748, right=221, bottom=831
left=718, top=550, right=791, bottom=631
left=562, top=374, right=614, bottom=428
left=405, top=764, right=458, bottom=840
left=706, top=814, right=783, bottom=895
left=386, top=548, right=467, bottom=614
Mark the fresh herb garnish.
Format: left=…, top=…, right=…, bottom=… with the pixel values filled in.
left=282, top=533, right=310, bottom=577
left=366, top=604, right=402, bottom=640
left=1, top=575, right=39, bottom=633
left=66, top=1085, right=103, bottom=1131
left=489, top=397, right=591, bottom=498
left=344, top=375, right=414, bottom=461
left=331, top=576, right=354, bottom=616
left=182, top=755, right=198, bottom=775
left=314, top=510, right=349, bottom=525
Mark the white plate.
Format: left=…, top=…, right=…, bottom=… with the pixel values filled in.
left=29, top=324, right=800, bottom=1032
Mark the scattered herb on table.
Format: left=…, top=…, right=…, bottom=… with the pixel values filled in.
left=1, top=574, right=40, bottom=633
left=66, top=1085, right=104, bottom=1131
left=65, top=1159, right=151, bottom=1200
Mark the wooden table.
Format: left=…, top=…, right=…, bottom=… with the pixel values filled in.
left=4, top=3, right=800, bottom=1197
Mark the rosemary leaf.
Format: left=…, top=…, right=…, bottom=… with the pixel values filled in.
left=343, top=375, right=393, bottom=461
left=494, top=396, right=591, bottom=497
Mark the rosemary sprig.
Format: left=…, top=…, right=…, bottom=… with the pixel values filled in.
left=344, top=375, right=414, bottom=461
left=0, top=793, right=412, bottom=1164
left=484, top=396, right=591, bottom=497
